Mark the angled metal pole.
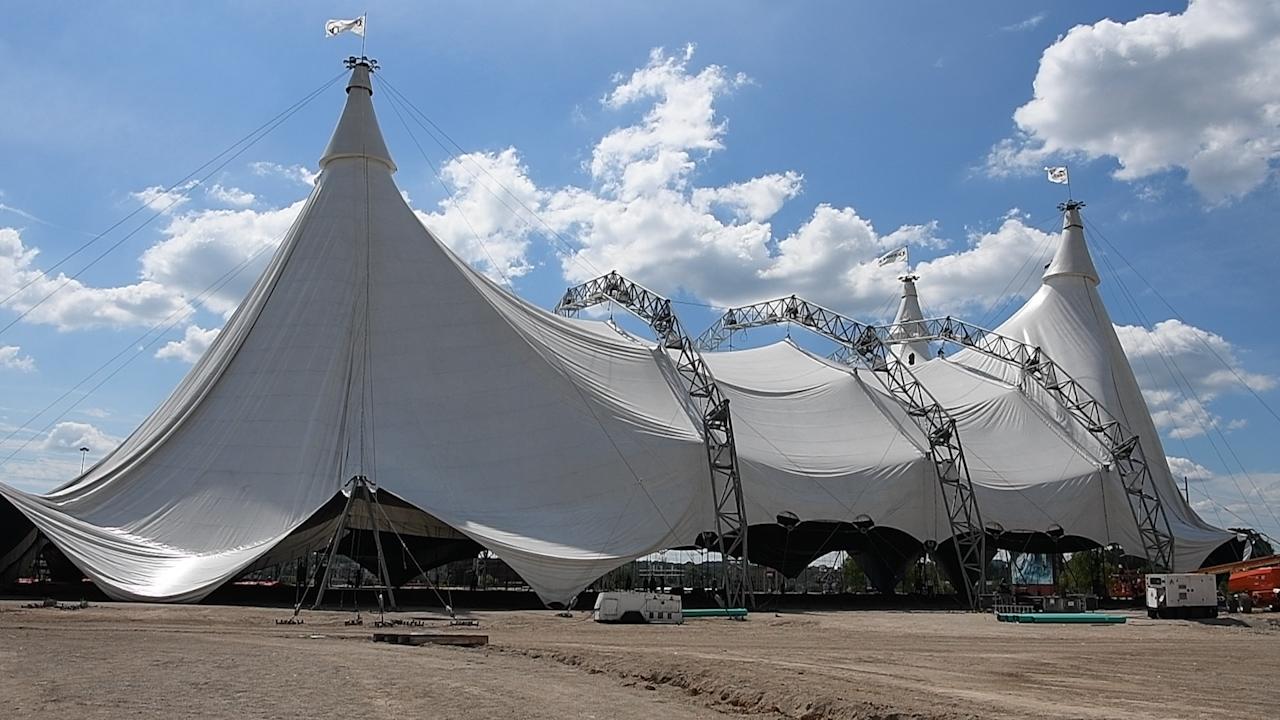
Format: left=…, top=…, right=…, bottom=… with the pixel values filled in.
left=696, top=296, right=987, bottom=610
left=312, top=477, right=361, bottom=610
left=881, top=316, right=1175, bottom=572
left=359, top=478, right=398, bottom=611
left=555, top=271, right=753, bottom=610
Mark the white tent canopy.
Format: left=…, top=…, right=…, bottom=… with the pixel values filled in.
left=0, top=63, right=1231, bottom=604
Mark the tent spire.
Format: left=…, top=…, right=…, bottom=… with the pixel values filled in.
left=889, top=273, right=931, bottom=363
left=319, top=57, right=396, bottom=172
left=1042, top=200, right=1099, bottom=286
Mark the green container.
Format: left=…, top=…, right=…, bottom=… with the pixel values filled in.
left=996, top=612, right=1125, bottom=624
left=682, top=608, right=748, bottom=618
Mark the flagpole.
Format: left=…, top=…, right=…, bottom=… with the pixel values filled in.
left=1066, top=164, right=1072, bottom=201
left=361, top=13, right=367, bottom=57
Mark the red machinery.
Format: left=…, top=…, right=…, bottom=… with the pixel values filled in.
left=1197, top=554, right=1280, bottom=611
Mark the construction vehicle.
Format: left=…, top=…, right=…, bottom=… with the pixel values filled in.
left=1196, top=554, right=1280, bottom=612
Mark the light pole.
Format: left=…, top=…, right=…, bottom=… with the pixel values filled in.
left=79, top=446, right=89, bottom=474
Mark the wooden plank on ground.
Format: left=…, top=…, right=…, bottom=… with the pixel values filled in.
left=370, top=631, right=488, bottom=647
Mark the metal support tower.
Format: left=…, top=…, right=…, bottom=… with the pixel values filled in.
left=873, top=316, right=1175, bottom=571
left=312, top=475, right=398, bottom=610
left=555, top=271, right=753, bottom=610
left=696, top=296, right=987, bottom=610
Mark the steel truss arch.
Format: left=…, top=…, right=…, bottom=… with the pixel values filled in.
left=555, top=271, right=753, bottom=610
left=696, top=296, right=987, bottom=609
left=875, top=316, right=1175, bottom=572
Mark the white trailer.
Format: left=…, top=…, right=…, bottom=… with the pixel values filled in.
left=592, top=591, right=683, bottom=624
left=1145, top=573, right=1218, bottom=619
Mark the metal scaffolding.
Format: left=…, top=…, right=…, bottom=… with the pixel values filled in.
left=878, top=316, right=1175, bottom=572
left=555, top=271, right=753, bottom=609
left=696, top=296, right=987, bottom=609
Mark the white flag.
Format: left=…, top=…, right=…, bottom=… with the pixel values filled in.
left=877, top=247, right=908, bottom=267
left=325, top=16, right=366, bottom=38
left=1044, top=166, right=1069, bottom=185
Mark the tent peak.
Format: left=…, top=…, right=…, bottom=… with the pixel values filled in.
left=342, top=56, right=378, bottom=95
left=1042, top=200, right=1099, bottom=286
left=319, top=57, right=396, bottom=173
left=890, top=274, right=930, bottom=362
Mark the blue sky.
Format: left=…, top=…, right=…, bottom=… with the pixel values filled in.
left=1, top=1, right=1278, bottom=538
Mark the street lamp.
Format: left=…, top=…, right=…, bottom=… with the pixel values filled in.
left=79, top=446, right=89, bottom=473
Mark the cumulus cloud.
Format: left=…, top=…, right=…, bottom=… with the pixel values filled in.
left=155, top=324, right=220, bottom=363
left=139, top=201, right=304, bottom=316
left=413, top=149, right=542, bottom=281
left=0, top=188, right=300, bottom=330
left=1167, top=455, right=1214, bottom=483
left=0, top=46, right=1062, bottom=343
left=0, top=344, right=35, bottom=372
left=987, top=0, right=1280, bottom=202
left=1116, top=319, right=1276, bottom=439
left=39, top=421, right=118, bottom=453
left=0, top=227, right=191, bottom=331
left=411, top=47, right=1051, bottom=317
left=591, top=44, right=749, bottom=199
left=206, top=184, right=255, bottom=207
left=692, top=172, right=803, bottom=223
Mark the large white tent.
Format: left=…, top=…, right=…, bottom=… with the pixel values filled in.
left=0, top=62, right=1233, bottom=604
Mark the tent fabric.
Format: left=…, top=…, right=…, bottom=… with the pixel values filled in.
left=945, top=206, right=1231, bottom=570
left=0, top=66, right=712, bottom=603
left=0, top=65, right=1231, bottom=604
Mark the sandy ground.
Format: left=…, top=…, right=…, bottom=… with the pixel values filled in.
left=1, top=601, right=1276, bottom=719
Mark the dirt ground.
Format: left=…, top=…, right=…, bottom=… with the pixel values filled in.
left=0, top=601, right=1276, bottom=719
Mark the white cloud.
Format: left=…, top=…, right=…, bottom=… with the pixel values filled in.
left=206, top=184, right=255, bottom=207
left=131, top=179, right=199, bottom=214
left=0, top=227, right=192, bottom=331
left=546, top=48, right=1051, bottom=314
left=1116, top=319, right=1276, bottom=439
left=0, top=188, right=300, bottom=330
left=1167, top=455, right=1214, bottom=482
left=1001, top=13, right=1046, bottom=32
left=591, top=44, right=749, bottom=200
left=414, top=149, right=542, bottom=281
left=987, top=0, right=1280, bottom=202
left=139, top=201, right=304, bottom=316
left=251, top=161, right=319, bottom=187
left=0, top=345, right=35, bottom=372
left=410, top=46, right=1056, bottom=319
left=692, top=172, right=803, bottom=223
left=39, top=421, right=118, bottom=453
left=155, top=324, right=220, bottom=363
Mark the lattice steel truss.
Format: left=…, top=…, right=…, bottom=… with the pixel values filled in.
left=555, top=271, right=753, bottom=609
left=696, top=296, right=987, bottom=609
left=877, top=316, right=1175, bottom=571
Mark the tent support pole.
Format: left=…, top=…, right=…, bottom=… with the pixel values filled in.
left=361, top=479, right=398, bottom=611
left=312, top=480, right=358, bottom=609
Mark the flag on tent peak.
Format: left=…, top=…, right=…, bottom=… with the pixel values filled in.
left=877, top=246, right=909, bottom=266
left=325, top=16, right=366, bottom=38
left=1044, top=166, right=1069, bottom=185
